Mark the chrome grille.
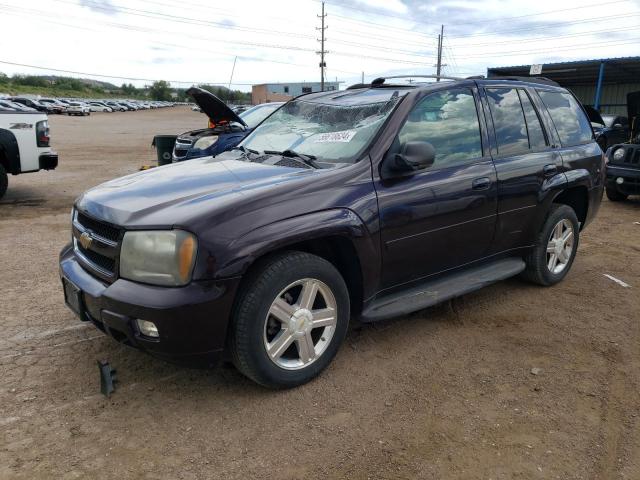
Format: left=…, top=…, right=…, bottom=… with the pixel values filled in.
left=72, top=210, right=122, bottom=282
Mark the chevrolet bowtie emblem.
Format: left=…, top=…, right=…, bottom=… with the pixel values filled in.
left=79, top=231, right=93, bottom=249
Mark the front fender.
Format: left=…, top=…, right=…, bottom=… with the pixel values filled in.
left=214, top=208, right=380, bottom=293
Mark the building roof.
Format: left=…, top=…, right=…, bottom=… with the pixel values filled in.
left=487, top=56, right=640, bottom=86
left=252, top=81, right=340, bottom=87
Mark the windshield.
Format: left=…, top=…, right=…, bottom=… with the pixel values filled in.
left=239, top=103, right=282, bottom=129
left=240, top=95, right=403, bottom=163
left=601, top=115, right=616, bottom=128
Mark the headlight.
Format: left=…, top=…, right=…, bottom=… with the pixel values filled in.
left=194, top=136, right=218, bottom=150
left=120, top=230, right=197, bottom=286
left=613, top=148, right=625, bottom=162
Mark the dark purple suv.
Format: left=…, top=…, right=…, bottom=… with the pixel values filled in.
left=60, top=75, right=604, bottom=388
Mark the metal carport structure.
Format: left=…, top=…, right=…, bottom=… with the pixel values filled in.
left=487, top=57, right=640, bottom=115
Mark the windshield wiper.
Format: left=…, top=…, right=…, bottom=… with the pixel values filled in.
left=232, top=145, right=260, bottom=158
left=263, top=149, right=320, bottom=169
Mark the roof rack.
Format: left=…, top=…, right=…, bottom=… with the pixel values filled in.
left=488, top=76, right=560, bottom=87
left=371, top=74, right=463, bottom=86
left=346, top=83, right=370, bottom=90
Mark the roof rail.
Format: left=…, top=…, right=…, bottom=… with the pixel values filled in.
left=346, top=83, right=371, bottom=90
left=489, top=76, right=560, bottom=87
left=371, top=74, right=463, bottom=86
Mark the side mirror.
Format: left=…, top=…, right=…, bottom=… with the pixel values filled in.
left=382, top=141, right=435, bottom=178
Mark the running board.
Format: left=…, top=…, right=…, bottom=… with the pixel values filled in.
left=361, top=258, right=526, bottom=322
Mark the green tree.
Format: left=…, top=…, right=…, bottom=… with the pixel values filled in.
left=148, top=80, right=172, bottom=101
left=121, top=83, right=137, bottom=96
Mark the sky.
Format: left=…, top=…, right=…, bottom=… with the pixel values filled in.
left=1, top=0, right=640, bottom=91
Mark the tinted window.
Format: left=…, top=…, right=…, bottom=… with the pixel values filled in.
left=518, top=90, right=547, bottom=150
left=397, top=88, right=482, bottom=169
left=486, top=88, right=529, bottom=156
left=537, top=90, right=592, bottom=146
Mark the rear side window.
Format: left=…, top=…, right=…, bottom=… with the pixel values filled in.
left=485, top=88, right=529, bottom=156
left=518, top=90, right=547, bottom=150
left=537, top=90, right=593, bottom=146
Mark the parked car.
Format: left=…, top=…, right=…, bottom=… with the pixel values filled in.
left=60, top=75, right=603, bottom=388
left=1, top=107, right=57, bottom=198
left=120, top=102, right=137, bottom=111
left=605, top=91, right=640, bottom=201
left=38, top=98, right=67, bottom=114
left=66, top=102, right=90, bottom=116
left=88, top=101, right=113, bottom=112
left=173, top=87, right=283, bottom=162
left=105, top=101, right=126, bottom=112
left=0, top=99, right=36, bottom=112
left=591, top=112, right=630, bottom=151
left=10, top=96, right=54, bottom=113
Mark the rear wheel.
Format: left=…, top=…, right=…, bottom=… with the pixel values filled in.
left=230, top=251, right=350, bottom=388
left=606, top=186, right=628, bottom=202
left=522, top=204, right=579, bottom=286
left=0, top=164, right=7, bottom=199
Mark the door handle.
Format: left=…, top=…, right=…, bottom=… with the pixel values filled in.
left=472, top=177, right=491, bottom=190
left=543, top=164, right=558, bottom=177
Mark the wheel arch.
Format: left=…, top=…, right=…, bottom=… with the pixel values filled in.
left=552, top=185, right=589, bottom=228
left=0, top=128, right=20, bottom=174
left=217, top=208, right=379, bottom=315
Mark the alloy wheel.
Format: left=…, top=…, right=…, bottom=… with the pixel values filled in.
left=263, top=278, right=337, bottom=370
left=546, top=219, right=575, bottom=274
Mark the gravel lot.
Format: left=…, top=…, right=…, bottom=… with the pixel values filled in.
left=1, top=107, right=639, bottom=479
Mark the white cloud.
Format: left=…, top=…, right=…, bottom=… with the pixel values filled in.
left=0, top=0, right=638, bottom=91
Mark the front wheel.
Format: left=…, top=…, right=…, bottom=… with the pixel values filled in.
left=522, top=204, right=580, bottom=286
left=606, top=186, right=628, bottom=202
left=230, top=252, right=350, bottom=388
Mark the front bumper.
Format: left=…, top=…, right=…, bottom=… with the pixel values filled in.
left=59, top=244, right=241, bottom=367
left=39, top=152, right=58, bottom=170
left=606, top=164, right=640, bottom=195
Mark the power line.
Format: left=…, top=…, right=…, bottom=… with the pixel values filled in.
left=315, top=0, right=631, bottom=28
left=0, top=60, right=253, bottom=85
left=455, top=36, right=640, bottom=59
left=5, top=2, right=432, bottom=61
left=448, top=25, right=640, bottom=47
left=450, top=12, right=640, bottom=38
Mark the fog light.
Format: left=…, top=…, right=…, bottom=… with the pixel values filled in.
left=617, top=177, right=624, bottom=185
left=136, top=319, right=159, bottom=338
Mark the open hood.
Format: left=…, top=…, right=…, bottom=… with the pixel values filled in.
left=584, top=105, right=604, bottom=126
left=187, top=87, right=247, bottom=127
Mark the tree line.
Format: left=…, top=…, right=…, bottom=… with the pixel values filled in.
left=0, top=74, right=251, bottom=103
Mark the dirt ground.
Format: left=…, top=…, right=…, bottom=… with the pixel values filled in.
left=1, top=107, right=639, bottom=480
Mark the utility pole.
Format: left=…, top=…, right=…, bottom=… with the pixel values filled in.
left=361, top=71, right=364, bottom=84
left=228, top=56, right=237, bottom=95
left=436, top=24, right=444, bottom=81
left=316, top=1, right=327, bottom=91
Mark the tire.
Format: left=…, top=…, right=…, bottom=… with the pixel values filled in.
left=0, top=163, right=7, bottom=200
left=606, top=186, right=627, bottom=202
left=229, top=251, right=350, bottom=388
left=522, top=204, right=580, bottom=286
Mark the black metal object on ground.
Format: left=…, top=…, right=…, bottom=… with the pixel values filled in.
left=97, top=360, right=117, bottom=396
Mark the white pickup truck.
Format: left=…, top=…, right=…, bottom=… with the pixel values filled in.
left=0, top=109, right=58, bottom=199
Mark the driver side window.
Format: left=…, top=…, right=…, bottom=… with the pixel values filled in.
left=397, top=88, right=483, bottom=169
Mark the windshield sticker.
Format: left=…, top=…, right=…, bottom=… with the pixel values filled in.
left=313, top=129, right=357, bottom=143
